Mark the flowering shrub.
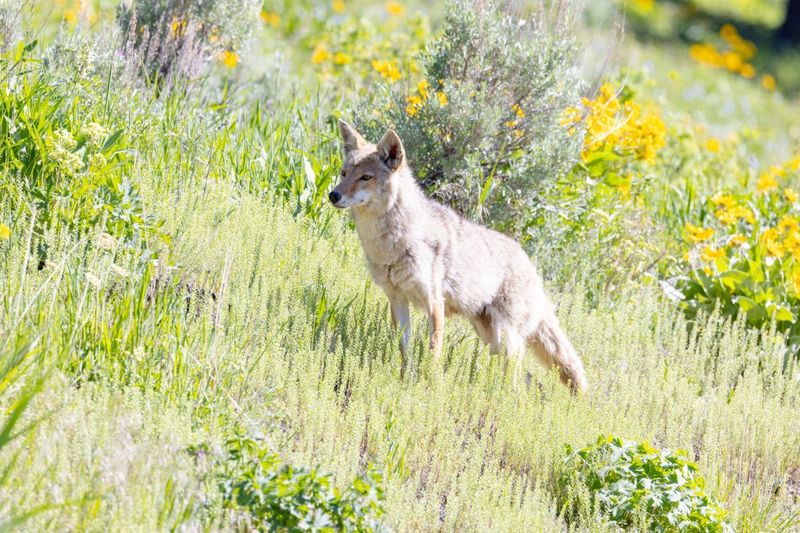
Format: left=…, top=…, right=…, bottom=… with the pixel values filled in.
left=355, top=0, right=584, bottom=232
left=116, top=0, right=260, bottom=83
left=672, top=154, right=800, bottom=352
left=559, top=435, right=731, bottom=532
left=538, top=82, right=667, bottom=289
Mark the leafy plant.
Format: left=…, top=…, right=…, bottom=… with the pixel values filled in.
left=559, top=435, right=731, bottom=532
left=670, top=155, right=800, bottom=357
left=0, top=41, right=161, bottom=263
left=216, top=435, right=386, bottom=532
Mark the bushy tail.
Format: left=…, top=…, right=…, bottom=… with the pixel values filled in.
left=529, top=315, right=588, bottom=394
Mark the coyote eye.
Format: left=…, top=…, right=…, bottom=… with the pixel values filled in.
left=341, top=169, right=346, bottom=177
left=359, top=174, right=373, bottom=181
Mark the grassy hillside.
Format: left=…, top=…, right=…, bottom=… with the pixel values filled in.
left=1, top=0, right=799, bottom=531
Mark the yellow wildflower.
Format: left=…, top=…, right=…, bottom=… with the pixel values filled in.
left=436, top=91, right=448, bottom=106
left=0, top=223, right=9, bottom=240
left=793, top=270, right=800, bottom=294
left=689, top=43, right=722, bottom=67
left=333, top=52, right=353, bottom=65
left=785, top=188, right=798, bottom=203
left=788, top=155, right=800, bottom=172
left=219, top=50, right=239, bottom=68
left=170, top=17, right=187, bottom=38
left=615, top=175, right=632, bottom=198
left=706, top=137, right=720, bottom=153
left=371, top=59, right=401, bottom=82
left=762, top=227, right=785, bottom=257
left=778, top=215, right=798, bottom=234
left=504, top=120, right=517, bottom=129
left=686, top=223, right=714, bottom=243
left=784, top=230, right=800, bottom=259
left=769, top=164, right=786, bottom=177
left=722, top=51, right=742, bottom=73
left=739, top=64, right=756, bottom=79
left=332, top=0, right=346, bottom=13
left=417, top=79, right=429, bottom=100
left=710, top=193, right=736, bottom=209
left=761, top=74, right=776, bottom=92
left=406, top=94, right=423, bottom=116
left=311, top=43, right=330, bottom=64
left=719, top=23, right=739, bottom=43
left=728, top=234, right=746, bottom=247
left=716, top=205, right=754, bottom=225
left=385, top=1, right=405, bottom=16
left=701, top=246, right=725, bottom=263
left=260, top=11, right=281, bottom=27
left=512, top=103, right=525, bottom=119
left=63, top=8, right=78, bottom=25
left=756, top=171, right=778, bottom=193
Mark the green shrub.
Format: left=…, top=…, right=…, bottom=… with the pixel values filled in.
left=559, top=435, right=731, bottom=532
left=355, top=0, right=584, bottom=232
left=216, top=435, right=386, bottom=532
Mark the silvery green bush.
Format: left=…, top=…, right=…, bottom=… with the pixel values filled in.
left=355, top=0, right=585, bottom=234
left=116, top=0, right=260, bottom=85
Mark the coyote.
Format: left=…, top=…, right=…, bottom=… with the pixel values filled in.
left=329, top=120, right=588, bottom=393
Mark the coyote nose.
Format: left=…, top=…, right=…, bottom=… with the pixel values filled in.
left=329, top=190, right=342, bottom=204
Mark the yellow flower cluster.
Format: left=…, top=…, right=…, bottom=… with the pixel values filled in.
left=710, top=193, right=755, bottom=225
left=761, top=215, right=800, bottom=258
left=756, top=165, right=785, bottom=193
left=371, top=59, right=402, bottom=82
left=688, top=24, right=777, bottom=91
left=686, top=223, right=714, bottom=243
left=561, top=83, right=666, bottom=164
left=405, top=79, right=447, bottom=117
left=260, top=10, right=281, bottom=27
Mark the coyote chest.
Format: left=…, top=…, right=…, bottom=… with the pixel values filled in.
left=353, top=212, right=430, bottom=304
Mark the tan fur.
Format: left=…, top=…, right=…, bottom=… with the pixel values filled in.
left=331, top=120, right=588, bottom=393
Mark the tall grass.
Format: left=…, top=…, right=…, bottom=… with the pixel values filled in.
left=1, top=2, right=799, bottom=531
left=2, top=173, right=798, bottom=529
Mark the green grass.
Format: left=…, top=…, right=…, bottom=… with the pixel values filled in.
left=3, top=178, right=798, bottom=530
left=1, top=0, right=800, bottom=530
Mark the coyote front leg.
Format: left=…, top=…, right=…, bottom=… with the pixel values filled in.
left=427, top=297, right=445, bottom=360
left=390, top=297, right=411, bottom=368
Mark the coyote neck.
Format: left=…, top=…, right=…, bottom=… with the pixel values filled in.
left=350, top=173, right=423, bottom=267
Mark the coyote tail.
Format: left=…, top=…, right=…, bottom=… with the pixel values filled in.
left=530, top=316, right=588, bottom=394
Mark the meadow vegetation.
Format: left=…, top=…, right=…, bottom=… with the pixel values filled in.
left=0, top=0, right=799, bottom=530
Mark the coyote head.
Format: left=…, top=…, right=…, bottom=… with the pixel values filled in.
left=329, top=120, right=405, bottom=209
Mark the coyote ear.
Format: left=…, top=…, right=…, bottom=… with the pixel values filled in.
left=338, top=119, right=366, bottom=153
left=376, top=129, right=404, bottom=171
